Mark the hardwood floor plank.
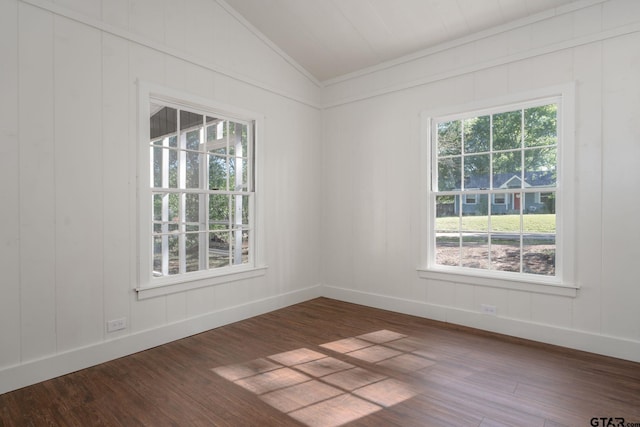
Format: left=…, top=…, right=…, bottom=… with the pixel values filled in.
left=1, top=298, right=639, bottom=426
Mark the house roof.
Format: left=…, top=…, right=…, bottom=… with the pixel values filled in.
left=465, top=171, right=556, bottom=190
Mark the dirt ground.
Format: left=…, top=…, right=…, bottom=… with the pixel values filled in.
left=436, top=243, right=555, bottom=275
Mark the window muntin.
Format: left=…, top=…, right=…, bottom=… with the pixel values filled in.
left=431, top=100, right=558, bottom=278
left=147, top=99, right=254, bottom=284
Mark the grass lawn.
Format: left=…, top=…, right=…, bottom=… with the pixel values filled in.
left=436, top=214, right=555, bottom=233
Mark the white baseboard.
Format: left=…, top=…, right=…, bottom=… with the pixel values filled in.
left=3, top=282, right=638, bottom=395
left=321, top=284, right=640, bottom=364
left=0, top=284, right=322, bottom=395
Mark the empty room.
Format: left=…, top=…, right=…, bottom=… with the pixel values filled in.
left=1, top=0, right=639, bottom=425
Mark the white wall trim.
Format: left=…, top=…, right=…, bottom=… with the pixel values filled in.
left=321, top=284, right=640, bottom=364
left=0, top=284, right=322, bottom=395
left=322, top=20, right=640, bottom=108
left=19, top=0, right=322, bottom=109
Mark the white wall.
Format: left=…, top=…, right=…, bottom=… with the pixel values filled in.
left=321, top=0, right=640, bottom=362
left=0, top=0, right=322, bottom=393
left=2, top=0, right=639, bottom=396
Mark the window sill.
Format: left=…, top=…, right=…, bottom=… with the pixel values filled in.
left=136, top=265, right=268, bottom=300
left=417, top=267, right=578, bottom=297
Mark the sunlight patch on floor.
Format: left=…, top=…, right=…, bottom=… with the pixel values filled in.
left=211, top=329, right=428, bottom=427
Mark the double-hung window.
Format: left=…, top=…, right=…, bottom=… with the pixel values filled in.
left=421, top=85, right=576, bottom=294
left=137, top=83, right=265, bottom=298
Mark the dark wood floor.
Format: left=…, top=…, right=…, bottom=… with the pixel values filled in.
left=1, top=298, right=639, bottom=427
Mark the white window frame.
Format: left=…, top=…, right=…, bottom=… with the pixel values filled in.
left=418, top=84, right=577, bottom=297
left=136, top=81, right=266, bottom=299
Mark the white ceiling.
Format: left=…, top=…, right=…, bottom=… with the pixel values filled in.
left=223, top=0, right=580, bottom=82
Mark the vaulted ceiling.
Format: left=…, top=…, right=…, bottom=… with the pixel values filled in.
left=223, top=0, right=580, bottom=82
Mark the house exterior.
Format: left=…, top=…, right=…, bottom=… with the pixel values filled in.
left=453, top=171, right=555, bottom=215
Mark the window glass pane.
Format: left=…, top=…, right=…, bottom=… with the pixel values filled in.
left=168, top=135, right=178, bottom=149
left=437, top=120, right=461, bottom=156
left=167, top=193, right=180, bottom=223
left=243, top=125, right=249, bottom=155
left=435, top=195, right=459, bottom=266
left=524, top=192, right=556, bottom=217
left=185, top=193, right=201, bottom=223
left=522, top=197, right=555, bottom=277
left=435, top=194, right=456, bottom=219
left=492, top=110, right=522, bottom=151
left=492, top=193, right=507, bottom=214
left=461, top=200, right=486, bottom=229
left=523, top=201, right=555, bottom=233
left=152, top=146, right=163, bottom=188
left=168, top=149, right=179, bottom=188
left=209, top=231, right=230, bottom=268
left=464, top=115, right=490, bottom=153
left=180, top=110, right=202, bottom=132
left=492, top=152, right=522, bottom=189
left=542, top=192, right=555, bottom=213
left=209, top=155, right=228, bottom=190
left=524, top=147, right=556, bottom=187
left=150, top=104, right=177, bottom=140
left=232, top=195, right=250, bottom=227
left=207, top=119, right=226, bottom=154
left=209, top=194, right=230, bottom=227
left=464, top=154, right=489, bottom=190
left=228, top=122, right=243, bottom=157
left=153, top=193, right=164, bottom=222
left=523, top=234, right=555, bottom=275
left=436, top=234, right=459, bottom=267
left=437, top=157, right=461, bottom=191
left=167, top=234, right=180, bottom=275
left=241, top=158, right=248, bottom=190
left=185, top=233, right=201, bottom=273
left=228, top=157, right=248, bottom=191
left=231, top=230, right=249, bottom=265
left=491, top=234, right=520, bottom=272
left=229, top=122, right=248, bottom=155
left=151, top=235, right=183, bottom=276
left=186, top=129, right=201, bottom=151
left=490, top=210, right=520, bottom=233
left=460, top=202, right=489, bottom=269
left=185, top=151, right=201, bottom=189
left=524, top=104, right=557, bottom=147
left=153, top=235, right=163, bottom=276
left=207, top=118, right=221, bottom=135
left=462, top=234, right=488, bottom=269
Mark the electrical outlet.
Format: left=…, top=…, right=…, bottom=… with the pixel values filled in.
left=107, top=317, right=127, bottom=332
left=481, top=304, right=497, bottom=316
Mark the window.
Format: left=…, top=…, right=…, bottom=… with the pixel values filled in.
left=464, top=194, right=477, bottom=204
left=137, top=83, right=265, bottom=298
left=420, top=85, right=576, bottom=294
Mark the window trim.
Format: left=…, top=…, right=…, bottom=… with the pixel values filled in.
left=418, top=83, right=577, bottom=296
left=136, top=81, right=266, bottom=299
